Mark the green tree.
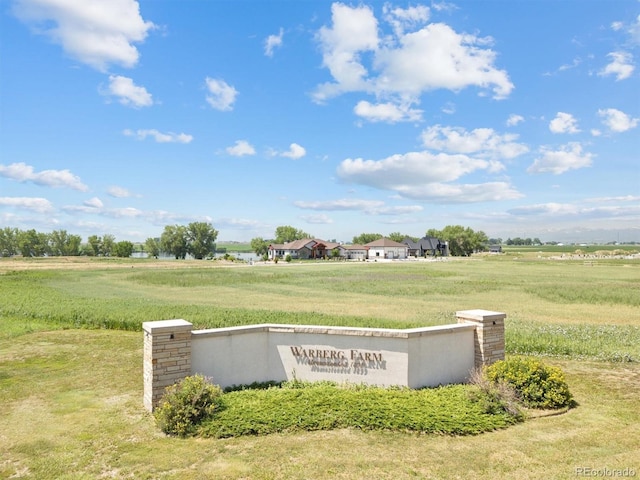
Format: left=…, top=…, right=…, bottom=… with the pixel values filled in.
left=102, top=234, right=116, bottom=257
left=250, top=237, right=270, bottom=257
left=17, top=229, right=50, bottom=257
left=161, top=225, right=189, bottom=259
left=113, top=240, right=134, bottom=258
left=0, top=227, right=19, bottom=257
left=427, top=225, right=488, bottom=256
left=186, top=222, right=218, bottom=259
left=274, top=225, right=311, bottom=243
left=352, top=233, right=383, bottom=245
left=49, top=230, right=82, bottom=256
left=388, top=232, right=416, bottom=243
left=87, top=235, right=102, bottom=256
left=145, top=237, right=160, bottom=258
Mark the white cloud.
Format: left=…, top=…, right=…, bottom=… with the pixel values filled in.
left=527, top=142, right=594, bottom=175
left=265, top=28, right=284, bottom=57
left=354, top=100, right=422, bottom=123
left=549, top=112, right=580, bottom=134
left=294, top=198, right=423, bottom=216
left=598, top=108, right=639, bottom=132
left=107, top=186, right=135, bottom=198
left=123, top=129, right=193, bottom=143
left=294, top=199, right=385, bottom=211
left=0, top=196, right=54, bottom=213
left=281, top=143, right=306, bottom=159
left=366, top=205, right=423, bottom=215
left=12, top=0, right=155, bottom=71
left=105, top=75, right=153, bottom=107
left=226, top=140, right=255, bottom=157
left=421, top=125, right=528, bottom=159
left=300, top=214, right=334, bottom=224
left=506, top=114, right=524, bottom=127
left=599, top=51, right=635, bottom=81
left=313, top=4, right=513, bottom=106
left=509, top=202, right=640, bottom=219
left=338, top=151, right=490, bottom=189
left=205, top=77, right=238, bottom=111
left=83, top=197, right=103, bottom=208
left=395, top=182, right=522, bottom=203
left=314, top=3, right=379, bottom=100
left=382, top=4, right=430, bottom=37
left=0, top=162, right=88, bottom=191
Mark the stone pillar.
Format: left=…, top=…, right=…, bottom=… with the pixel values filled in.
left=456, top=309, right=505, bottom=368
left=143, top=319, right=193, bottom=412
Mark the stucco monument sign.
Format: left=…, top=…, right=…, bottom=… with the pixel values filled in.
left=143, top=309, right=506, bottom=411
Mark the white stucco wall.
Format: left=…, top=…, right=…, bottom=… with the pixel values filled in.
left=190, top=323, right=475, bottom=389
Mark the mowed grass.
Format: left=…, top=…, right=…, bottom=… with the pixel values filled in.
left=1, top=254, right=639, bottom=478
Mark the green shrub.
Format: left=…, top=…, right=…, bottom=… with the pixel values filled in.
left=485, top=357, right=573, bottom=409
left=285, top=254, right=292, bottom=263
left=154, top=374, right=223, bottom=437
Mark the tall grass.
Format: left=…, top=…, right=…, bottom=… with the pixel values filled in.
left=1, top=257, right=638, bottom=362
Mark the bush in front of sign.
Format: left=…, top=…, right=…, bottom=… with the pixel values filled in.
left=485, top=357, right=574, bottom=410
left=154, top=374, right=223, bottom=437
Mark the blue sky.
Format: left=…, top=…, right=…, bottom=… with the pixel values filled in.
left=1, top=1, right=638, bottom=244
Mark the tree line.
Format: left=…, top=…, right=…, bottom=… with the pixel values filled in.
left=1, top=223, right=490, bottom=259
left=0, top=222, right=218, bottom=259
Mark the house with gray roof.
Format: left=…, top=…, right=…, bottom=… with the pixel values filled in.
left=403, top=236, right=448, bottom=257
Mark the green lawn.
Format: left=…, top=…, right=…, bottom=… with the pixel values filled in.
left=1, top=255, right=639, bottom=478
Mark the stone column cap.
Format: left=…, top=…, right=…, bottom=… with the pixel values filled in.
left=143, top=319, right=193, bottom=333
left=456, top=309, right=506, bottom=321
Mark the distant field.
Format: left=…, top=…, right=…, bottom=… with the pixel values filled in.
left=1, top=255, right=639, bottom=478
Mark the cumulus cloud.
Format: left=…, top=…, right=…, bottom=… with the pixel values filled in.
left=265, top=28, right=284, bottom=57
left=394, top=181, right=522, bottom=203
left=105, top=75, right=153, bottom=107
left=354, top=100, right=422, bottom=123
left=549, top=112, right=580, bottom=134
left=226, top=140, right=255, bottom=157
left=599, top=51, right=635, bottom=81
left=205, top=77, right=238, bottom=111
left=0, top=196, right=54, bottom=213
left=506, top=114, right=524, bottom=127
left=280, top=143, right=306, bottom=159
left=313, top=3, right=513, bottom=118
left=0, top=162, right=88, bottom=191
left=421, top=125, right=529, bottom=159
left=83, top=197, right=103, bottom=208
left=12, top=0, right=155, bottom=71
left=598, top=108, right=639, bottom=132
left=107, top=186, right=135, bottom=198
left=527, top=142, right=594, bottom=175
left=123, top=129, right=193, bottom=143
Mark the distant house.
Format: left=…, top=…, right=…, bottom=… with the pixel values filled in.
left=365, top=238, right=408, bottom=260
left=489, top=245, right=502, bottom=253
left=403, top=236, right=448, bottom=257
left=268, top=238, right=341, bottom=260
left=338, top=244, right=368, bottom=260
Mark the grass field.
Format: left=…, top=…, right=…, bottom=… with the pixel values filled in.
left=1, top=253, right=639, bottom=478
